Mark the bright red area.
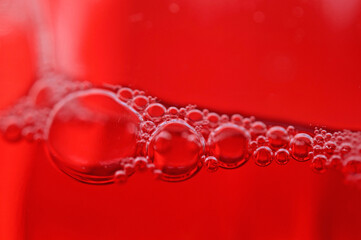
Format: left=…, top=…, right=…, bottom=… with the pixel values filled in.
left=1, top=0, right=361, bottom=239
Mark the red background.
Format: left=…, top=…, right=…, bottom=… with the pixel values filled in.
left=1, top=0, right=361, bottom=239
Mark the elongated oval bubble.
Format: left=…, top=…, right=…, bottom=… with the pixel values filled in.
left=45, top=89, right=142, bottom=184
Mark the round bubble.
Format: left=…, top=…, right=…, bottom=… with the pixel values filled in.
left=290, top=133, right=313, bottom=162
left=147, top=120, right=205, bottom=181
left=254, top=146, right=273, bottom=167
left=207, top=123, right=250, bottom=169
left=266, top=126, right=289, bottom=149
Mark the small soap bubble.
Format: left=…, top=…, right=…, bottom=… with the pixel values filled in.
left=256, top=135, right=267, bottom=145
left=185, top=104, right=196, bottom=111
left=249, top=140, right=258, bottom=151
left=147, top=120, right=205, bottom=181
left=207, top=113, right=220, bottom=128
left=202, top=109, right=209, bottom=116
left=324, top=141, right=336, bottom=155
left=145, top=103, right=166, bottom=122
left=243, top=118, right=251, bottom=129
left=114, top=170, right=127, bottom=184
left=328, top=155, right=342, bottom=169
left=2, top=119, right=22, bottom=142
left=250, top=121, right=267, bottom=138
left=167, top=107, right=179, bottom=116
left=313, top=145, right=324, bottom=155
left=124, top=163, right=135, bottom=176
left=290, top=133, right=314, bottom=162
left=311, top=154, right=327, bottom=173
left=325, top=133, right=332, bottom=141
left=314, top=134, right=324, bottom=145
left=287, top=126, right=295, bottom=136
left=220, top=114, right=229, bottom=123
left=153, top=169, right=163, bottom=180
left=340, top=143, right=352, bottom=156
left=179, top=108, right=187, bottom=118
left=208, top=123, right=251, bottom=169
left=205, top=156, right=219, bottom=172
left=133, top=95, right=149, bottom=111
left=134, top=157, right=148, bottom=171
left=231, top=114, right=243, bottom=125
left=266, top=126, right=289, bottom=149
left=186, top=109, right=204, bottom=123
left=254, top=146, right=273, bottom=167
left=275, top=149, right=290, bottom=165
left=117, top=87, right=133, bottom=102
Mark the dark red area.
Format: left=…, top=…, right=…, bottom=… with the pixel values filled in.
left=1, top=0, right=361, bottom=239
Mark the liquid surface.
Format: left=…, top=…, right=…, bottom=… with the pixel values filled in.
left=1, top=80, right=360, bottom=185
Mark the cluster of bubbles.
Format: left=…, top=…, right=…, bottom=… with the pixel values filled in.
left=1, top=76, right=361, bottom=185
left=0, top=73, right=91, bottom=142
left=311, top=129, right=361, bottom=182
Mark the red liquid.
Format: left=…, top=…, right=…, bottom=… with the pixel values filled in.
left=1, top=1, right=361, bottom=240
